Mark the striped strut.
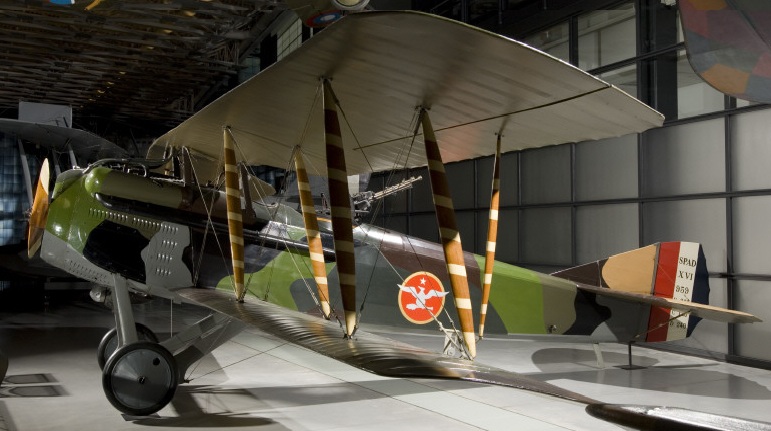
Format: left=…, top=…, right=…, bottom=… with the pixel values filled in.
left=479, top=134, right=501, bottom=338
left=294, top=149, right=331, bottom=318
left=421, top=110, right=476, bottom=358
left=223, top=127, right=246, bottom=300
left=323, top=80, right=357, bottom=337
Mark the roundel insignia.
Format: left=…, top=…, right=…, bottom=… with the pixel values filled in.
left=305, top=10, right=344, bottom=28
left=398, top=271, right=449, bottom=324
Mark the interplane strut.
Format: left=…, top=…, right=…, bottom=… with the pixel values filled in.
left=323, top=79, right=357, bottom=337
left=223, top=127, right=246, bottom=301
left=420, top=109, right=476, bottom=358
left=293, top=148, right=332, bottom=318
left=479, top=134, right=502, bottom=338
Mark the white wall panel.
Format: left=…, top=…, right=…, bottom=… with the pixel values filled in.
left=410, top=167, right=434, bottom=213
left=409, top=213, right=438, bottom=243
left=576, top=134, right=638, bottom=201
left=732, top=108, right=771, bottom=191
left=735, top=280, right=771, bottom=360
left=733, top=196, right=771, bottom=274
left=521, top=207, right=572, bottom=265
left=642, top=199, right=727, bottom=272
left=521, top=145, right=571, bottom=204
left=446, top=161, right=475, bottom=210
left=576, top=203, right=639, bottom=263
left=495, top=209, right=519, bottom=263
left=642, top=119, right=725, bottom=196
left=500, top=152, right=519, bottom=207
left=475, top=156, right=493, bottom=209
left=455, top=210, right=476, bottom=252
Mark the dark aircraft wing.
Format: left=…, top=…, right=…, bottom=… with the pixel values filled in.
left=0, top=118, right=127, bottom=161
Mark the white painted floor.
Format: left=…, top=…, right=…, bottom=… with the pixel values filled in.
left=1, top=293, right=770, bottom=430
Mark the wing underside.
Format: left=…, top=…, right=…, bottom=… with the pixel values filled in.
left=175, top=287, right=597, bottom=404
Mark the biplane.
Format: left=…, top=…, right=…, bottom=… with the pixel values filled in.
left=25, top=10, right=761, bottom=427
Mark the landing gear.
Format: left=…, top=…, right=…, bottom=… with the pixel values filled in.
left=98, top=274, right=244, bottom=416
left=102, top=341, right=178, bottom=416
left=98, top=323, right=159, bottom=369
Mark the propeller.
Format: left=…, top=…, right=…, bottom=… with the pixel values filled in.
left=28, top=159, right=50, bottom=258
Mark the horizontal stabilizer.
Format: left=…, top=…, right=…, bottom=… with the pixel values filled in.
left=575, top=282, right=760, bottom=324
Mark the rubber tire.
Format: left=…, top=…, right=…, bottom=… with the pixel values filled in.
left=102, top=341, right=178, bottom=416
left=97, top=323, right=159, bottom=370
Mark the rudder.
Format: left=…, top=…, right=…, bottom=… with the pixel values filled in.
left=552, top=241, right=710, bottom=342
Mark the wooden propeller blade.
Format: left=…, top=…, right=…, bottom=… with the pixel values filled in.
left=28, top=158, right=50, bottom=258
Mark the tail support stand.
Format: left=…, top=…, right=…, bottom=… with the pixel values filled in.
left=618, top=342, right=645, bottom=370
left=592, top=343, right=605, bottom=369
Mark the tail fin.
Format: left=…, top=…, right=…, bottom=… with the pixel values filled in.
left=552, top=242, right=710, bottom=342
left=646, top=242, right=709, bottom=341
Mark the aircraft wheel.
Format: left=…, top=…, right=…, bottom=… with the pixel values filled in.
left=102, top=341, right=178, bottom=416
left=97, top=323, right=159, bottom=370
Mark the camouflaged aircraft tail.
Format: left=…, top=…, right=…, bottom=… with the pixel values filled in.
left=552, top=242, right=709, bottom=342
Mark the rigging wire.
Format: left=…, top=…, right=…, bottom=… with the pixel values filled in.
left=188, top=147, right=236, bottom=295
left=226, top=86, right=343, bottom=330
left=183, top=148, right=229, bottom=288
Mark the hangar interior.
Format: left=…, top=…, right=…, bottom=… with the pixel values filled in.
left=1, top=0, right=771, bottom=430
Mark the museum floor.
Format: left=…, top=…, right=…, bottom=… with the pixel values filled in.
left=1, top=292, right=770, bottom=431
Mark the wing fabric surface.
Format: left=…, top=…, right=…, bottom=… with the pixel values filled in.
left=175, top=287, right=598, bottom=404
left=150, top=11, right=663, bottom=179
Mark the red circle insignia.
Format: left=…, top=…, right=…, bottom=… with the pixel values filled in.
left=398, top=271, right=448, bottom=324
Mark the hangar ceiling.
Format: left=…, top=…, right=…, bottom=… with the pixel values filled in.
left=0, top=0, right=285, bottom=132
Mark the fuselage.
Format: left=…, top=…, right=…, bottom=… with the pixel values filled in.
left=40, top=165, right=653, bottom=342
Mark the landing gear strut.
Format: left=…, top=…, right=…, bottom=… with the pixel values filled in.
left=98, top=323, right=158, bottom=370
left=102, top=274, right=179, bottom=416
left=100, top=274, right=245, bottom=416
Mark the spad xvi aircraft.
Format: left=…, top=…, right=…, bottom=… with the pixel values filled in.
left=26, top=10, right=760, bottom=424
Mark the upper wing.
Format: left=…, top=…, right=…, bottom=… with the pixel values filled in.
left=576, top=282, right=760, bottom=324
left=679, top=0, right=771, bottom=103
left=0, top=118, right=127, bottom=161
left=150, top=11, right=663, bottom=180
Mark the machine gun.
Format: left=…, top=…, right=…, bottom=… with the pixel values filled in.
left=351, top=175, right=422, bottom=221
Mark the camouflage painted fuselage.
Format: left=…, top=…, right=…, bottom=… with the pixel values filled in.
left=40, top=166, right=671, bottom=343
